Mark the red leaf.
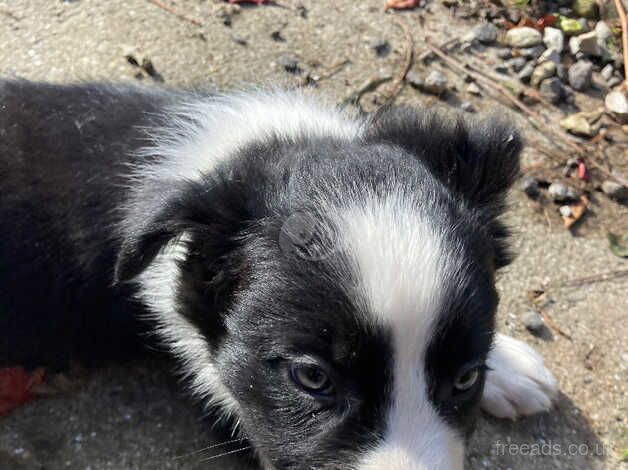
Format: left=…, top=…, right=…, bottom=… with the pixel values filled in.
left=0, top=367, right=46, bottom=417
left=384, top=0, right=421, bottom=10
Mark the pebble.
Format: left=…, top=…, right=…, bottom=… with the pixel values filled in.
left=517, top=62, right=536, bottom=82
left=548, top=182, right=580, bottom=202
left=568, top=60, right=593, bottom=91
left=556, top=64, right=568, bottom=82
left=595, top=20, right=612, bottom=42
left=573, top=0, right=597, bottom=18
left=505, top=27, right=543, bottom=48
left=520, top=176, right=539, bottom=197
left=466, top=82, right=481, bottom=95
left=521, top=310, right=545, bottom=334
left=569, top=30, right=609, bottom=58
left=560, top=111, right=602, bottom=137
left=423, top=70, right=448, bottom=94
left=531, top=61, right=556, bottom=87
left=470, top=22, right=498, bottom=44
left=543, top=27, right=565, bottom=53
left=601, top=64, right=614, bottom=81
left=540, top=77, right=567, bottom=104
left=507, top=57, right=527, bottom=72
left=277, top=55, right=300, bottom=74
left=559, top=205, right=573, bottom=217
left=520, top=45, right=545, bottom=59
left=601, top=180, right=628, bottom=199
left=496, top=48, right=512, bottom=60
left=371, top=39, right=390, bottom=58
left=405, top=69, right=424, bottom=88
left=539, top=48, right=561, bottom=65
left=605, top=90, right=628, bottom=123
left=495, top=64, right=509, bottom=74
left=461, top=101, right=475, bottom=113
left=607, top=76, right=622, bottom=88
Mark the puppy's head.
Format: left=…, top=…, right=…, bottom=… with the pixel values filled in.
left=115, top=105, right=520, bottom=469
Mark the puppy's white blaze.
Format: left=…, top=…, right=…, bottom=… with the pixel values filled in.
left=136, top=234, right=240, bottom=417
left=338, top=195, right=465, bottom=470
left=136, top=89, right=364, bottom=182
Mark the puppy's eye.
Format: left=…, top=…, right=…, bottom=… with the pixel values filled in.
left=290, top=363, right=334, bottom=396
left=453, top=364, right=481, bottom=393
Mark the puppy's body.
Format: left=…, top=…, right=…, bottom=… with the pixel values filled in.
left=0, top=81, right=557, bottom=469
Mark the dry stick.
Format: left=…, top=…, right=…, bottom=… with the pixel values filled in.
left=147, top=0, right=203, bottom=26
left=544, top=269, right=628, bottom=290
left=383, top=17, right=414, bottom=106
left=613, top=0, right=628, bottom=89
left=527, top=290, right=573, bottom=340
left=423, top=38, right=628, bottom=187
left=341, top=76, right=393, bottom=107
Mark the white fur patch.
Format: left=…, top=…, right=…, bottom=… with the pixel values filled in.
left=337, top=194, right=465, bottom=470
left=135, top=235, right=240, bottom=417
left=481, top=333, right=559, bottom=419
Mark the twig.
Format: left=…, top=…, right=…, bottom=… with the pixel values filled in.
left=417, top=38, right=459, bottom=62
left=423, top=37, right=628, bottom=187
left=316, top=59, right=350, bottom=81
left=147, top=0, right=203, bottom=26
left=341, top=76, right=393, bottom=107
left=539, top=308, right=572, bottom=340
left=383, top=17, right=414, bottom=106
left=613, top=0, right=628, bottom=89
left=545, top=269, right=628, bottom=290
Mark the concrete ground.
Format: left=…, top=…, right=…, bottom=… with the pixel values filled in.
left=0, top=0, right=626, bottom=469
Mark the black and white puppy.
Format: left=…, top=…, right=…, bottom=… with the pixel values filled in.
left=0, top=80, right=558, bottom=469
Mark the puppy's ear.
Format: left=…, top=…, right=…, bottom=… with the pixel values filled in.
left=366, top=107, right=522, bottom=267
left=114, top=176, right=252, bottom=283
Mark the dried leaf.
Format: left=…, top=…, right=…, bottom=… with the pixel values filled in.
left=0, top=367, right=46, bottom=417
left=384, top=0, right=421, bottom=10
left=562, top=195, right=588, bottom=229
left=608, top=232, right=628, bottom=258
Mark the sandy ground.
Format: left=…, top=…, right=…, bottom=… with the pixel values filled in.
left=0, top=0, right=627, bottom=469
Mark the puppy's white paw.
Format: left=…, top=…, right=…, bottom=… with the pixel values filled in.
left=481, top=333, right=559, bottom=420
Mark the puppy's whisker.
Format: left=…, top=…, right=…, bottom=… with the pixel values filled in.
left=172, top=438, right=247, bottom=460
left=201, top=445, right=253, bottom=462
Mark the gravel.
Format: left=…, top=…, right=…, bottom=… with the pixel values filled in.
left=543, top=27, right=565, bottom=53
left=520, top=176, right=540, bottom=198
left=505, top=26, right=543, bottom=47
left=530, top=61, right=556, bottom=87
left=423, top=70, right=448, bottom=94
left=568, top=60, right=593, bottom=91
left=469, top=22, right=497, bottom=44
left=539, top=77, right=567, bottom=104
left=601, top=180, right=628, bottom=199
left=521, top=310, right=545, bottom=334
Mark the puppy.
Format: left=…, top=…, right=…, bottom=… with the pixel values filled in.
left=0, top=80, right=558, bottom=469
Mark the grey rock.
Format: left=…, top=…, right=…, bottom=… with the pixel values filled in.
left=495, top=64, right=509, bottom=74
left=540, top=77, right=567, bottom=104
left=601, top=63, right=614, bottom=81
left=470, top=22, right=498, bottom=44
left=507, top=57, right=527, bottom=72
left=531, top=61, right=556, bottom=87
left=517, top=62, right=536, bottom=82
left=605, top=90, right=628, bottom=123
left=506, top=27, right=543, bottom=47
left=423, top=70, right=448, bottom=94
left=556, top=63, right=567, bottom=81
left=559, top=205, right=573, bottom=217
left=371, top=39, right=390, bottom=58
left=595, top=20, right=612, bottom=41
left=601, top=180, right=628, bottom=199
left=496, top=48, right=512, bottom=60
left=520, top=45, right=546, bottom=59
left=461, top=101, right=476, bottom=113
left=277, top=54, right=300, bottom=74
left=520, top=176, right=540, bottom=197
left=521, top=310, right=545, bottom=334
left=568, top=60, right=593, bottom=91
left=607, top=76, right=622, bottom=88
left=405, top=69, right=424, bottom=88
left=548, top=182, right=580, bottom=202
left=569, top=30, right=611, bottom=59
left=539, top=47, right=561, bottom=65
left=543, top=27, right=565, bottom=53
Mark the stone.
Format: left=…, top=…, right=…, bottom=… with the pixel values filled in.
left=540, top=77, right=567, bottom=104
left=556, top=64, right=568, bottom=82
left=558, top=16, right=585, bottom=36
left=507, top=57, right=527, bottom=72
left=559, top=205, right=573, bottom=217
left=517, top=62, right=536, bottom=82
left=470, top=22, right=498, bottom=44
left=277, top=55, right=300, bottom=74
left=560, top=110, right=603, bottom=137
left=568, top=60, right=593, bottom=91
left=569, top=30, right=610, bottom=59
left=371, top=39, right=390, bottom=58
left=607, top=76, right=622, bottom=88
left=548, top=182, right=574, bottom=202
left=543, top=27, right=565, bottom=53
left=601, top=63, right=614, bottom=81
left=405, top=69, right=424, bottom=88
left=539, top=48, right=561, bottom=65
left=520, top=176, right=540, bottom=197
left=605, top=90, right=628, bottom=124
left=505, top=27, right=543, bottom=48
left=573, top=0, right=598, bottom=18
left=521, top=310, right=545, bottom=334
left=461, top=101, right=475, bottom=113
left=520, top=45, right=546, bottom=59
left=496, top=48, right=512, bottom=59
left=466, top=82, right=481, bottom=95
left=495, top=64, right=509, bottom=74
left=423, top=70, right=448, bottom=94
left=531, top=61, right=556, bottom=87
left=601, top=180, right=628, bottom=199
left=595, top=20, right=612, bottom=41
